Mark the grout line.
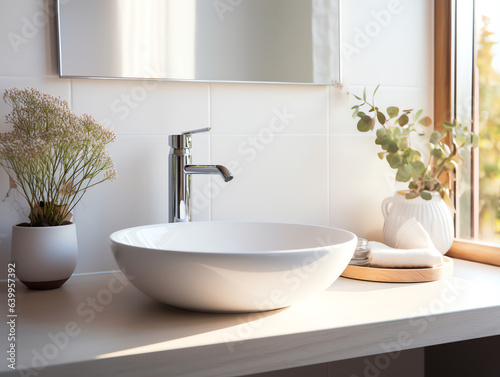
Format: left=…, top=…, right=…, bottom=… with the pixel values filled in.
left=113, top=134, right=171, bottom=138
left=326, top=86, right=331, bottom=227
left=206, top=133, right=368, bottom=137
left=346, top=84, right=431, bottom=90
left=114, top=133, right=329, bottom=137
left=328, top=133, right=375, bottom=137
left=208, top=133, right=338, bottom=137
left=69, top=79, right=74, bottom=109
left=208, top=84, right=213, bottom=221
left=0, top=75, right=61, bottom=79
left=208, top=84, right=212, bottom=131
left=93, top=132, right=373, bottom=138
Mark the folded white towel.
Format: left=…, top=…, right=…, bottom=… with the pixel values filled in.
left=368, top=241, right=443, bottom=268
left=395, top=217, right=436, bottom=250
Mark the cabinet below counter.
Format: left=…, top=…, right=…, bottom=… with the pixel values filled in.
left=1, top=258, right=500, bottom=377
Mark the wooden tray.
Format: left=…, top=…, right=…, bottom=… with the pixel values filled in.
left=341, top=256, right=453, bottom=283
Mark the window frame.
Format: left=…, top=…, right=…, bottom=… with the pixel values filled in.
left=435, top=0, right=500, bottom=266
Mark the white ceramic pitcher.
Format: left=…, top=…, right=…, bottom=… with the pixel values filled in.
left=382, top=191, right=454, bottom=254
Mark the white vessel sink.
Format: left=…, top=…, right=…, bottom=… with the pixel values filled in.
left=109, top=221, right=356, bottom=313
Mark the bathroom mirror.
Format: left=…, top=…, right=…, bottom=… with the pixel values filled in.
left=56, top=0, right=340, bottom=85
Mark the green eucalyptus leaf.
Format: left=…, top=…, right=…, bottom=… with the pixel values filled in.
left=353, top=94, right=362, bottom=101
left=388, top=153, right=402, bottom=168
left=412, top=161, right=426, bottom=175
left=430, top=130, right=442, bottom=143
left=373, top=84, right=380, bottom=98
left=396, top=164, right=412, bottom=182
left=418, top=116, right=432, bottom=127
left=380, top=135, right=392, bottom=148
left=398, top=114, right=409, bottom=126
left=387, top=141, right=399, bottom=153
left=375, top=131, right=387, bottom=145
left=387, top=106, right=399, bottom=118
left=377, top=111, right=386, bottom=125
left=376, top=128, right=385, bottom=138
left=398, top=138, right=408, bottom=149
left=415, top=109, right=423, bottom=120
left=405, top=191, right=419, bottom=199
left=363, top=87, right=366, bottom=101
left=430, top=148, right=443, bottom=158
left=442, top=121, right=455, bottom=130
left=377, top=152, right=385, bottom=160
left=357, top=117, right=371, bottom=132
left=409, top=149, right=422, bottom=162
left=420, top=191, right=432, bottom=200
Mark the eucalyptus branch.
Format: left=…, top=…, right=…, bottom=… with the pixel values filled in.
left=350, top=87, right=478, bottom=202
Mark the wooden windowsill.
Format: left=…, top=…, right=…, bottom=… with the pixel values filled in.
left=448, top=239, right=500, bottom=267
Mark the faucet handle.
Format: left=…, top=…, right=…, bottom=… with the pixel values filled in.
left=170, top=127, right=212, bottom=149
left=181, top=127, right=211, bottom=135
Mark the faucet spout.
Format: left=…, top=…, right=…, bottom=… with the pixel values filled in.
left=169, top=127, right=233, bottom=223
left=184, top=165, right=233, bottom=182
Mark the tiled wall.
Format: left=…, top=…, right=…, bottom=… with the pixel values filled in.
left=0, top=0, right=433, bottom=278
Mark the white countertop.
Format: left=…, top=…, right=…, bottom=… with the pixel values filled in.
left=1, top=259, right=500, bottom=377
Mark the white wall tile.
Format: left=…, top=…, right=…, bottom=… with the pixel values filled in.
left=0, top=0, right=59, bottom=77
left=210, top=135, right=329, bottom=226
left=73, top=135, right=171, bottom=274
left=341, top=0, right=433, bottom=88
left=71, top=79, right=210, bottom=135
left=211, top=83, right=328, bottom=135
left=329, top=135, right=406, bottom=241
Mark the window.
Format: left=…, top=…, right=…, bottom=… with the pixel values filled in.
left=435, top=0, right=500, bottom=265
left=474, top=1, right=500, bottom=243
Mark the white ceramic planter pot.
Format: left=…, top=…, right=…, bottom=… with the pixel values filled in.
left=11, top=223, right=78, bottom=290
left=382, top=191, right=454, bottom=254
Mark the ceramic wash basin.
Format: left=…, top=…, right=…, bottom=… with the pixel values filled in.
left=109, top=222, right=357, bottom=313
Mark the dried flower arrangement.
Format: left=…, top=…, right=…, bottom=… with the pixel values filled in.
left=0, top=87, right=117, bottom=226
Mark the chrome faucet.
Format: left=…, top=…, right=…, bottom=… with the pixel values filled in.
left=168, top=127, right=233, bottom=223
